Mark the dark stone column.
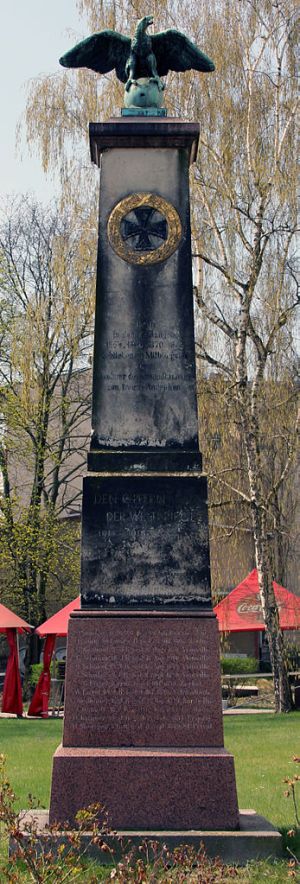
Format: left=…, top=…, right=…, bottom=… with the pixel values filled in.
left=82, top=119, right=211, bottom=610
left=88, top=121, right=201, bottom=468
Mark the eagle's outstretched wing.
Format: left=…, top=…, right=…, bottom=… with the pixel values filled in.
left=151, top=30, right=215, bottom=77
left=59, top=30, right=131, bottom=83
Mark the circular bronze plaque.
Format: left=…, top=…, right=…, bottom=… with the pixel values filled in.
left=107, top=193, right=182, bottom=265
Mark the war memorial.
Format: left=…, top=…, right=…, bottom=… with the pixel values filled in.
left=17, top=17, right=282, bottom=863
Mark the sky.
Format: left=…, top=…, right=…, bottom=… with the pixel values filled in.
left=0, top=1, right=85, bottom=203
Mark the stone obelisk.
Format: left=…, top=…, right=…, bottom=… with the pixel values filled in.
left=49, top=116, right=239, bottom=831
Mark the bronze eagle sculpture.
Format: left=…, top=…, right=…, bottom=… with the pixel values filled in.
left=59, top=15, right=215, bottom=98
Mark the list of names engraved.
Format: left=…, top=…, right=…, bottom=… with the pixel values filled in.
left=63, top=619, right=223, bottom=748
left=101, top=322, right=191, bottom=395
left=92, top=306, right=199, bottom=448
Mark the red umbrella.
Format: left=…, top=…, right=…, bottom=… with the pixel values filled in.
left=0, top=604, right=32, bottom=716
left=28, top=597, right=80, bottom=718
left=0, top=603, right=32, bottom=633
left=36, top=596, right=80, bottom=636
left=214, top=569, right=300, bottom=632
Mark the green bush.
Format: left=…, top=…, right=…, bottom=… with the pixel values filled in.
left=30, top=663, right=54, bottom=686
left=29, top=663, right=43, bottom=686
left=221, top=656, right=258, bottom=675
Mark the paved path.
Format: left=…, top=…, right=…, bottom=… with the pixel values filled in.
left=224, top=707, right=274, bottom=714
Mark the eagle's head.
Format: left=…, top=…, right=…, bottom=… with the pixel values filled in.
left=138, top=15, right=154, bottom=32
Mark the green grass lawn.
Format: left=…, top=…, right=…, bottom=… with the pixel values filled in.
left=0, top=718, right=62, bottom=811
left=224, top=713, right=300, bottom=829
left=0, top=713, right=299, bottom=881
left=0, top=714, right=299, bottom=829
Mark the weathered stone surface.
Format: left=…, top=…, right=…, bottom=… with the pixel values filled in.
left=63, top=612, right=222, bottom=747
left=89, top=120, right=199, bottom=162
left=50, top=746, right=239, bottom=830
left=90, top=131, right=199, bottom=454
left=87, top=449, right=202, bottom=471
left=80, top=475, right=211, bottom=608
left=12, top=810, right=283, bottom=865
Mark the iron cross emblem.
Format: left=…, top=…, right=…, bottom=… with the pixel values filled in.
left=121, top=206, right=168, bottom=251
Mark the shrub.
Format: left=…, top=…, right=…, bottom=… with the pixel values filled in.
left=221, top=656, right=258, bottom=675
left=30, top=663, right=54, bottom=686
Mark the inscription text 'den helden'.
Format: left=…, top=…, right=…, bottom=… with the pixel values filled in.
left=93, top=490, right=209, bottom=547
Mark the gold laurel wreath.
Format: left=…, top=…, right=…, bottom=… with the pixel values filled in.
left=107, top=192, right=182, bottom=265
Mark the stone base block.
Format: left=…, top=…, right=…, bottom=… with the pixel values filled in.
left=10, top=810, right=283, bottom=865
left=50, top=745, right=239, bottom=830
left=63, top=612, right=224, bottom=747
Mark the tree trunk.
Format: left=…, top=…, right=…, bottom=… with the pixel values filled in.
left=253, top=511, right=292, bottom=712
left=235, top=330, right=292, bottom=712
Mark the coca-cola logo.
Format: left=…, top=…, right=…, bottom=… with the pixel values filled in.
left=237, top=593, right=284, bottom=621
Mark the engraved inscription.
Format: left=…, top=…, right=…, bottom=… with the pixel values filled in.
left=101, top=322, right=191, bottom=395
left=71, top=625, right=218, bottom=744
left=81, top=477, right=211, bottom=608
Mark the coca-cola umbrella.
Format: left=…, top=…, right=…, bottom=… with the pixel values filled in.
left=28, top=597, right=80, bottom=718
left=214, top=569, right=300, bottom=632
left=0, top=603, right=32, bottom=716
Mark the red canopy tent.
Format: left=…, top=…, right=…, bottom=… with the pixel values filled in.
left=214, top=569, right=300, bottom=632
left=35, top=596, right=80, bottom=637
left=0, top=603, right=32, bottom=716
left=28, top=597, right=80, bottom=718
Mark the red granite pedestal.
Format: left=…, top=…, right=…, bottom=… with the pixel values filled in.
left=49, top=610, right=239, bottom=830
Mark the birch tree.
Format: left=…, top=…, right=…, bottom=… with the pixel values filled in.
left=192, top=0, right=299, bottom=710
left=0, top=198, right=94, bottom=624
